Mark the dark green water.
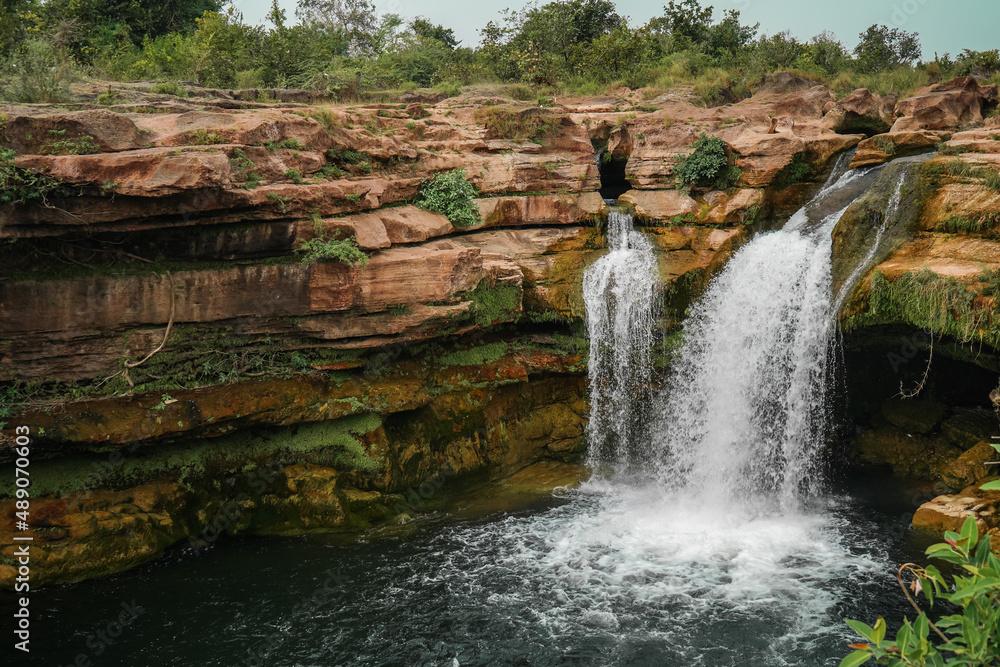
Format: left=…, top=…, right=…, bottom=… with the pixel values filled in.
left=10, top=473, right=934, bottom=667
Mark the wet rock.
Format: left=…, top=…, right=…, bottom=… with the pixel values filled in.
left=881, top=398, right=948, bottom=434
left=941, top=441, right=999, bottom=490
left=849, top=129, right=947, bottom=169
left=912, top=483, right=1000, bottom=542
left=941, top=410, right=997, bottom=449
left=853, top=425, right=961, bottom=479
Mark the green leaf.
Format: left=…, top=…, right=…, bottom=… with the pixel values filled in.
left=839, top=650, right=873, bottom=667
left=980, top=479, right=1000, bottom=491
left=846, top=619, right=876, bottom=642
left=915, top=613, right=930, bottom=641
left=960, top=516, right=979, bottom=549
left=872, top=616, right=886, bottom=645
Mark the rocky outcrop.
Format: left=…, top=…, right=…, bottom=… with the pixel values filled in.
left=892, top=77, right=999, bottom=133
left=824, top=89, right=897, bottom=135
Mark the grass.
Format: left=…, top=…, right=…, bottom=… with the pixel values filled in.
left=848, top=269, right=998, bottom=347
left=188, top=130, right=227, bottom=145
left=873, top=135, right=897, bottom=156
left=151, top=81, right=187, bottom=96
left=937, top=213, right=1000, bottom=235
left=473, top=106, right=561, bottom=143
left=297, top=231, right=368, bottom=266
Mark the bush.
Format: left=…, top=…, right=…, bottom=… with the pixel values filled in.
left=0, top=39, right=75, bottom=103
left=0, top=148, right=71, bottom=205
left=473, top=106, right=561, bottom=143
left=416, top=168, right=480, bottom=228
left=841, top=515, right=1000, bottom=667
left=297, top=232, right=368, bottom=265
left=151, top=81, right=187, bottom=96
left=674, top=133, right=739, bottom=189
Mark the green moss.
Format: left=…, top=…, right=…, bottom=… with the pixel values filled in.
left=0, top=413, right=384, bottom=498
left=845, top=269, right=998, bottom=348
left=438, top=342, right=510, bottom=367
left=772, top=152, right=812, bottom=188
left=467, top=281, right=521, bottom=328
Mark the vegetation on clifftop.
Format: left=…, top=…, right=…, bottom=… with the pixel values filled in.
left=2, top=0, right=1000, bottom=105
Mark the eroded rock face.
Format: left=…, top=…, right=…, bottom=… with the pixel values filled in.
left=892, top=77, right=999, bottom=133
left=824, top=89, right=897, bottom=135
left=4, top=78, right=961, bottom=586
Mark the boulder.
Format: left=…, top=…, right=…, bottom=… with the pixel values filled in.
left=849, top=130, right=949, bottom=169
left=756, top=72, right=819, bottom=95
left=853, top=425, right=960, bottom=479
left=769, top=85, right=836, bottom=120
left=941, top=441, right=998, bottom=490
left=941, top=409, right=996, bottom=449
left=892, top=76, right=999, bottom=133
left=619, top=189, right=697, bottom=220
left=912, top=484, right=1000, bottom=538
left=882, top=397, right=948, bottom=433
left=3, top=109, right=145, bottom=154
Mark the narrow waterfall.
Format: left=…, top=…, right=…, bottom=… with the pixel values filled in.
left=832, top=170, right=907, bottom=312
left=582, top=211, right=659, bottom=465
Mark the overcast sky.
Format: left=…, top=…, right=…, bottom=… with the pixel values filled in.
left=232, top=0, right=997, bottom=59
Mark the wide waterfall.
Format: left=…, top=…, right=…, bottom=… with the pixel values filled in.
left=653, top=207, right=840, bottom=511
left=583, top=211, right=659, bottom=466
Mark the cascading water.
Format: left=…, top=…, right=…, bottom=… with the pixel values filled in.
left=583, top=211, right=659, bottom=466
left=35, top=158, right=928, bottom=667
left=832, top=169, right=906, bottom=312
left=653, top=206, right=843, bottom=511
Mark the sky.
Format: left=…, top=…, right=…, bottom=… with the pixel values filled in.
left=232, top=0, right=998, bottom=59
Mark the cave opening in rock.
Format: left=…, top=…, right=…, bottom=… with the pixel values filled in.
left=834, top=325, right=999, bottom=488
left=598, top=155, right=630, bottom=201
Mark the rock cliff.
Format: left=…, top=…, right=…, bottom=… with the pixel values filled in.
left=3, top=76, right=975, bottom=584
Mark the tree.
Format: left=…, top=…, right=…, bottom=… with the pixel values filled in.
left=411, top=17, right=458, bottom=49
left=649, top=0, right=714, bottom=44
left=0, top=0, right=34, bottom=57
left=804, top=31, right=850, bottom=74
left=853, top=24, right=921, bottom=74
left=295, top=0, right=377, bottom=35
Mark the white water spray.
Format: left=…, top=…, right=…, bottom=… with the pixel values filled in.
left=583, top=212, right=659, bottom=465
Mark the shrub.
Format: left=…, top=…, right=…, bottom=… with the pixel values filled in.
left=773, top=152, right=812, bottom=187
left=674, top=133, right=738, bottom=190
left=936, top=142, right=963, bottom=156
left=874, top=135, right=898, bottom=156
left=841, top=515, right=1000, bottom=667
left=416, top=168, right=480, bottom=228
left=473, top=106, right=561, bottom=143
left=151, top=81, right=187, bottom=96
left=0, top=148, right=71, bottom=205
left=0, top=39, right=75, bottom=103
left=297, top=232, right=368, bottom=266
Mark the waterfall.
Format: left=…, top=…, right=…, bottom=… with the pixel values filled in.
left=832, top=170, right=907, bottom=312
left=582, top=211, right=659, bottom=466
left=654, top=208, right=843, bottom=510
left=584, top=164, right=885, bottom=512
